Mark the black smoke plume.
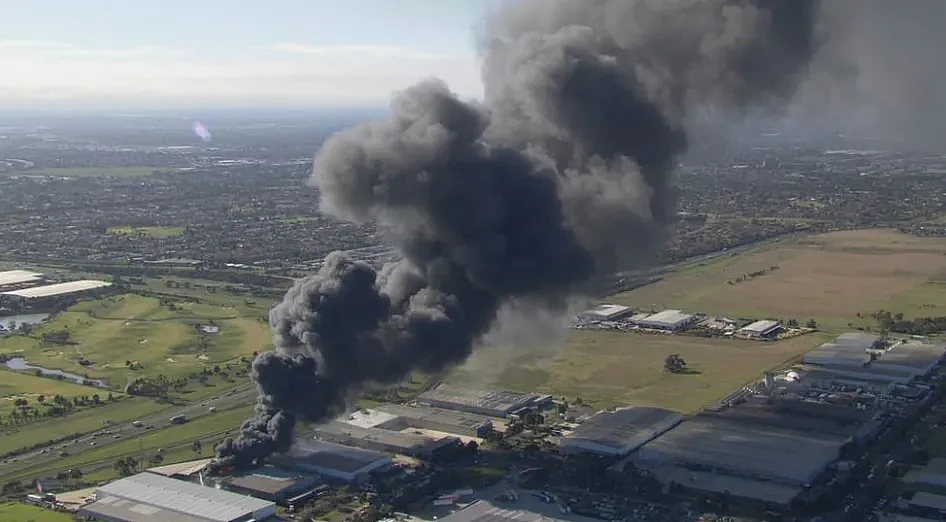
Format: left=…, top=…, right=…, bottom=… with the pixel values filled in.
left=211, top=0, right=822, bottom=472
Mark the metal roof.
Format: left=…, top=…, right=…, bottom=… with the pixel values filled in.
left=2, top=279, right=111, bottom=298
left=638, top=309, right=694, bottom=327
left=741, top=320, right=781, bottom=334
left=565, top=407, right=683, bottom=450
left=418, top=385, right=539, bottom=414
left=96, top=472, right=273, bottom=522
left=0, top=269, right=43, bottom=286
left=376, top=404, right=494, bottom=432
left=287, top=439, right=390, bottom=473
left=438, top=501, right=566, bottom=522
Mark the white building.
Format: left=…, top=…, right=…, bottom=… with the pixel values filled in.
left=78, top=471, right=276, bottom=522
left=580, top=304, right=632, bottom=322
left=635, top=310, right=697, bottom=331
left=281, top=439, right=392, bottom=482
left=740, top=320, right=782, bottom=338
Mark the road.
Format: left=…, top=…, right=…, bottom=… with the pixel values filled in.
left=0, top=384, right=257, bottom=479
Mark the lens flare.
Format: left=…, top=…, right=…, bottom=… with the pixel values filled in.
left=192, top=121, right=212, bottom=143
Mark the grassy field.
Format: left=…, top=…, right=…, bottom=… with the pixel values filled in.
left=0, top=369, right=116, bottom=417
left=106, top=225, right=185, bottom=237
left=610, top=229, right=946, bottom=330
left=22, top=166, right=163, bottom=178
left=5, top=405, right=252, bottom=483
left=0, top=397, right=170, bottom=456
left=0, top=503, right=72, bottom=522
left=4, top=294, right=271, bottom=387
left=453, top=331, right=831, bottom=413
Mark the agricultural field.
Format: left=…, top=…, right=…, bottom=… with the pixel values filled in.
left=453, top=330, right=832, bottom=413
left=0, top=502, right=72, bottom=522
left=611, top=229, right=946, bottom=330
left=4, top=294, right=271, bottom=387
left=106, top=225, right=186, bottom=237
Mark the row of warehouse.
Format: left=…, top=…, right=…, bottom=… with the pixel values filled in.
left=0, top=269, right=111, bottom=304
left=578, top=303, right=784, bottom=338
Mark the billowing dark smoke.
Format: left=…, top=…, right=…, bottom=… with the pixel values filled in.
left=211, top=0, right=822, bottom=472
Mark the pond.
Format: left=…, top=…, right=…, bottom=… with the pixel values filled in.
left=0, top=313, right=49, bottom=330
left=4, top=357, right=107, bottom=388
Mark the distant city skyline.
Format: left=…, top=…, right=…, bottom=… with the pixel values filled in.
left=1, top=0, right=495, bottom=109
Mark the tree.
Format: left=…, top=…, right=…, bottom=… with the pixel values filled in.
left=805, top=318, right=818, bottom=329
left=149, top=454, right=164, bottom=466
left=92, top=394, right=101, bottom=404
left=786, top=318, right=799, bottom=328
left=37, top=394, right=45, bottom=403
left=664, top=353, right=687, bottom=373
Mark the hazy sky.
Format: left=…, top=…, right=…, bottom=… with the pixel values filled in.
left=0, top=0, right=493, bottom=109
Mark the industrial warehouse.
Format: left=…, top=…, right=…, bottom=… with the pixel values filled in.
left=437, top=500, right=567, bottom=522
left=315, top=420, right=461, bottom=460
left=417, top=384, right=551, bottom=418
left=77, top=471, right=277, bottom=522
left=635, top=415, right=848, bottom=498
left=559, top=406, right=683, bottom=456
left=275, top=439, right=393, bottom=483
left=0, top=269, right=44, bottom=290
left=221, top=465, right=321, bottom=503
left=1, top=279, right=112, bottom=299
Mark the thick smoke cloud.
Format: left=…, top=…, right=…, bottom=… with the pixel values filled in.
left=211, top=0, right=822, bottom=473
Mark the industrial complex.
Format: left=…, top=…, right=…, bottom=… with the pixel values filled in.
left=559, top=406, right=683, bottom=456
left=276, top=439, right=393, bottom=483
left=0, top=269, right=112, bottom=306
left=417, top=384, right=551, bottom=418
left=77, top=472, right=277, bottom=522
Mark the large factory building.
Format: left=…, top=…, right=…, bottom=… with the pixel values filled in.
left=77, top=471, right=276, bottom=522
left=560, top=406, right=683, bottom=456
left=417, top=384, right=550, bottom=418
left=374, top=404, right=494, bottom=437
left=315, top=421, right=460, bottom=460
left=273, top=439, right=392, bottom=483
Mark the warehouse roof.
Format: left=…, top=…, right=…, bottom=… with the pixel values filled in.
left=637, top=417, right=845, bottom=485
left=418, top=385, right=540, bottom=415
left=583, top=304, right=631, bottom=320
left=341, top=409, right=400, bottom=429
left=876, top=341, right=945, bottom=369
left=803, top=342, right=872, bottom=367
left=835, top=332, right=883, bottom=349
left=637, top=309, right=694, bottom=327
left=287, top=439, right=390, bottom=473
left=741, top=319, right=781, bottom=335
left=147, top=458, right=212, bottom=478
left=911, top=492, right=946, bottom=511
left=316, top=421, right=456, bottom=455
left=438, top=501, right=565, bottom=522
left=95, top=472, right=273, bottom=522
left=2, top=279, right=111, bottom=298
left=377, top=404, right=493, bottom=432
left=80, top=497, right=209, bottom=522
left=0, top=269, right=43, bottom=286
left=565, top=407, right=683, bottom=451
left=223, top=465, right=316, bottom=495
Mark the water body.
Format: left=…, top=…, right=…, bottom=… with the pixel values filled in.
left=0, top=313, right=49, bottom=330
left=4, top=357, right=107, bottom=388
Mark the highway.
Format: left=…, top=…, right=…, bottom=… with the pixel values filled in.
left=0, top=383, right=257, bottom=480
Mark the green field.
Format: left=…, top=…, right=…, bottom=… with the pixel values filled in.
left=610, top=229, right=946, bottom=330
left=0, top=397, right=169, bottom=456
left=5, top=294, right=271, bottom=387
left=0, top=369, right=117, bottom=417
left=106, top=225, right=186, bottom=237
left=5, top=405, right=252, bottom=483
left=0, top=503, right=72, bottom=522
left=453, top=331, right=831, bottom=413
left=22, top=166, right=164, bottom=178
